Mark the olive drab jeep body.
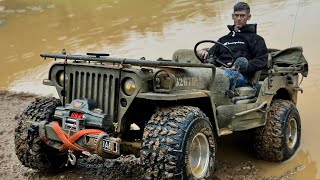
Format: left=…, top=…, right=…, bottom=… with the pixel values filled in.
left=14, top=42, right=308, bottom=179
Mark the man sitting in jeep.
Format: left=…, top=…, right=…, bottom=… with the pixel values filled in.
left=197, top=2, right=268, bottom=88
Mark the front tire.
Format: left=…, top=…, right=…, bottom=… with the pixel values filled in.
left=15, top=97, right=71, bottom=172
left=254, top=99, right=301, bottom=162
left=141, top=106, right=216, bottom=179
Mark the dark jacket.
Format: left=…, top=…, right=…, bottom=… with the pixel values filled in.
left=208, top=24, right=268, bottom=77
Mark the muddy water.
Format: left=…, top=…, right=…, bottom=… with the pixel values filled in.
left=0, top=0, right=319, bottom=179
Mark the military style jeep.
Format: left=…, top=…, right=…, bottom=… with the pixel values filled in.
left=14, top=40, right=308, bottom=179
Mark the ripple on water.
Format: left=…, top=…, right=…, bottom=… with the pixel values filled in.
left=26, top=6, right=43, bottom=12
left=88, top=27, right=105, bottom=35
left=0, top=19, right=4, bottom=25
left=111, top=18, right=130, bottom=27
left=46, top=4, right=55, bottom=9
left=57, top=36, right=67, bottom=41
left=96, top=4, right=113, bottom=11
left=5, top=55, right=18, bottom=63
left=21, top=52, right=35, bottom=59
left=0, top=5, right=48, bottom=14
left=16, top=9, right=26, bottom=13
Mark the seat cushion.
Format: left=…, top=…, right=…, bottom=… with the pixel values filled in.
left=234, top=86, right=256, bottom=97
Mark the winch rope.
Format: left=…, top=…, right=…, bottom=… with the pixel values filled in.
left=51, top=121, right=103, bottom=152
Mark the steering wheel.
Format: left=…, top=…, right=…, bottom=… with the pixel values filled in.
left=194, top=40, right=235, bottom=68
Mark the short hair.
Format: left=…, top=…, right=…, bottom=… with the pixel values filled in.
left=234, top=2, right=250, bottom=14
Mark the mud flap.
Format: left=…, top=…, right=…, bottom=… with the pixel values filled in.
left=216, top=105, right=235, bottom=128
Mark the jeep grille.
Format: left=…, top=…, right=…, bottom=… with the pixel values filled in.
left=66, top=69, right=120, bottom=122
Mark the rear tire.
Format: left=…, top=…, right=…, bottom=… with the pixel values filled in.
left=254, top=99, right=301, bottom=162
left=15, top=97, right=72, bottom=172
left=140, top=106, right=216, bottom=179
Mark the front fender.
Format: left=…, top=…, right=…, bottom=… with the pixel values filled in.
left=136, top=90, right=210, bottom=101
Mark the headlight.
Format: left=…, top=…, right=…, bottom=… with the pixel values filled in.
left=122, top=78, right=136, bottom=96
left=56, top=71, right=68, bottom=87
left=153, top=70, right=176, bottom=92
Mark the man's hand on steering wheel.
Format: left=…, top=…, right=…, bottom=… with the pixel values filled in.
left=194, top=40, right=235, bottom=68
left=196, top=49, right=209, bottom=60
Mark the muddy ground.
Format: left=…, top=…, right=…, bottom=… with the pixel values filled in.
left=0, top=91, right=299, bottom=180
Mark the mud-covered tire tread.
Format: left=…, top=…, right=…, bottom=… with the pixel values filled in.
left=254, top=99, right=301, bottom=162
left=141, top=106, right=216, bottom=179
left=15, top=97, right=68, bottom=171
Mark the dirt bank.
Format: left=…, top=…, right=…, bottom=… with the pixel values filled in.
left=0, top=91, right=298, bottom=180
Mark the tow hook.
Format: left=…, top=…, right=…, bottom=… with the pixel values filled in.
left=67, top=150, right=77, bottom=166
left=27, top=125, right=37, bottom=154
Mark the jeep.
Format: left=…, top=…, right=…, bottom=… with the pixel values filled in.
left=14, top=40, right=308, bottom=179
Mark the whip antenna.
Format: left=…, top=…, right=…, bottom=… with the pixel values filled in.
left=290, top=0, right=300, bottom=47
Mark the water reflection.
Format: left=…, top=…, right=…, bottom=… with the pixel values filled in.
left=2, top=0, right=314, bottom=91
left=259, top=149, right=318, bottom=180
left=0, top=0, right=224, bottom=89
left=217, top=133, right=318, bottom=179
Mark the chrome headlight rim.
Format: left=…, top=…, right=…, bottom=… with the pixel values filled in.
left=56, top=70, right=68, bottom=87
left=122, top=77, right=136, bottom=96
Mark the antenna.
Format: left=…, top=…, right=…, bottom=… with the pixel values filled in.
left=290, top=0, right=300, bottom=47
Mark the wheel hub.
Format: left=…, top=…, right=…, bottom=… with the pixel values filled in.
left=286, top=117, right=298, bottom=149
left=188, top=132, right=210, bottom=178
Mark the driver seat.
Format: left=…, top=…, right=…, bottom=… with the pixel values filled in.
left=232, top=70, right=261, bottom=103
left=233, top=53, right=272, bottom=104
left=172, top=49, right=270, bottom=104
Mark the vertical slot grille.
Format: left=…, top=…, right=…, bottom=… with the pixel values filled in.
left=67, top=70, right=119, bottom=122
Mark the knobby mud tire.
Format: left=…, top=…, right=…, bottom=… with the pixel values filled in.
left=15, top=97, right=70, bottom=172
left=254, top=99, right=301, bottom=162
left=141, top=106, right=216, bottom=179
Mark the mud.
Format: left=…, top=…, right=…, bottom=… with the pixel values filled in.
left=0, top=91, right=303, bottom=180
